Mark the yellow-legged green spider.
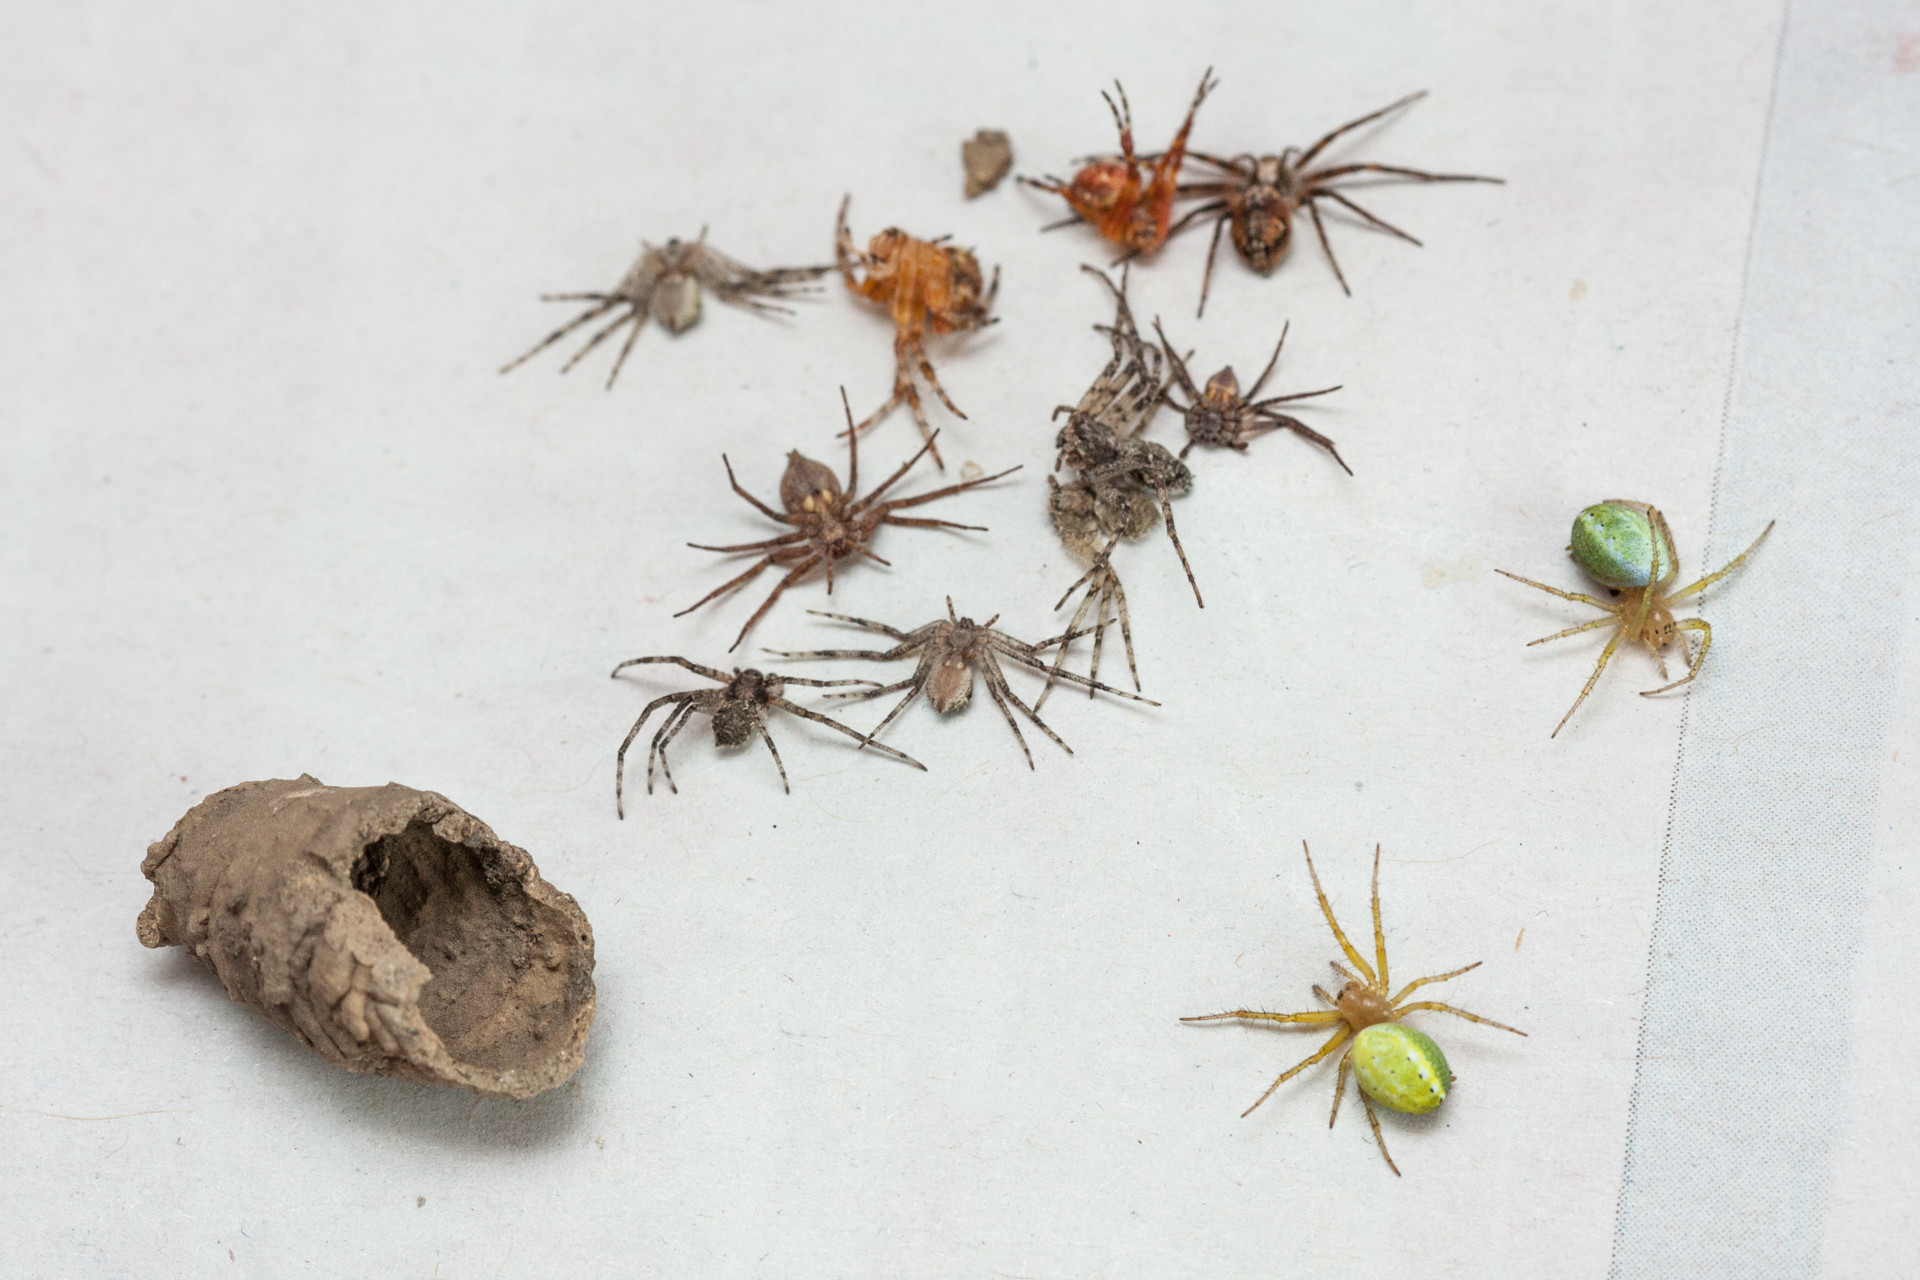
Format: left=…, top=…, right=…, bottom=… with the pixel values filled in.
left=1183, top=843, right=1523, bottom=1176
left=1497, top=500, right=1773, bottom=738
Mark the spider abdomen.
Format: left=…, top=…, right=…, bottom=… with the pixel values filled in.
left=1571, top=501, right=1678, bottom=590
left=927, top=654, right=975, bottom=713
left=1230, top=187, right=1293, bottom=272
left=1351, top=1023, right=1453, bottom=1115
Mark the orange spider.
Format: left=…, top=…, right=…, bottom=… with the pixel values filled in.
left=1021, top=68, right=1217, bottom=258
left=835, top=196, right=999, bottom=470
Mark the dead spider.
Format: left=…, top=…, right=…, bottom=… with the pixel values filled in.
left=500, top=228, right=830, bottom=387
left=835, top=196, right=1000, bottom=468
left=1153, top=318, right=1349, bottom=469
left=1021, top=68, right=1217, bottom=259
left=676, top=389, right=1020, bottom=652
left=1165, top=90, right=1503, bottom=309
left=1051, top=267, right=1201, bottom=609
left=765, top=598, right=1156, bottom=768
left=609, top=656, right=923, bottom=814
left=1040, top=495, right=1139, bottom=702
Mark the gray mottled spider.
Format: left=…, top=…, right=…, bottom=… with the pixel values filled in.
left=609, top=656, right=923, bottom=814
left=501, top=229, right=830, bottom=388
left=1040, top=266, right=1196, bottom=702
left=765, top=598, right=1157, bottom=768
left=1154, top=318, right=1349, bottom=470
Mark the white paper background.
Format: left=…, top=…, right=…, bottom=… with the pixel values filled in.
left=2, top=2, right=1912, bottom=1277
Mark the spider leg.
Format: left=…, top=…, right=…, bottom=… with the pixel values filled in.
left=726, top=554, right=826, bottom=652
left=603, top=306, right=650, bottom=388
left=1551, top=627, right=1627, bottom=738
left=615, top=692, right=693, bottom=817
left=978, top=672, right=1040, bottom=768
left=1330, top=1047, right=1353, bottom=1129
left=1357, top=1085, right=1402, bottom=1177
left=1163, top=198, right=1230, bottom=241
left=1493, top=569, right=1613, bottom=610
left=674, top=555, right=778, bottom=618
left=802, top=609, right=916, bottom=642
left=833, top=195, right=863, bottom=290
left=996, top=640, right=1160, bottom=705
left=1250, top=410, right=1352, bottom=475
left=649, top=700, right=703, bottom=799
left=1199, top=1023, right=1351, bottom=1119
left=1665, top=520, right=1775, bottom=602
left=1524, top=613, right=1618, bottom=647
left=1368, top=845, right=1390, bottom=992
left=717, top=454, right=788, bottom=522
left=753, top=721, right=791, bottom=794
left=853, top=432, right=938, bottom=503
left=1301, top=841, right=1378, bottom=985
left=875, top=464, right=1022, bottom=512
left=610, top=654, right=734, bottom=684
left=1389, top=960, right=1482, bottom=1006
left=847, top=661, right=932, bottom=736
left=557, top=307, right=643, bottom=375
left=1151, top=318, right=1204, bottom=399
left=1396, top=1001, right=1526, bottom=1036
left=915, top=342, right=968, bottom=422
left=1296, top=90, right=1428, bottom=168
left=499, top=298, right=622, bottom=374
left=1311, top=188, right=1423, bottom=246
left=763, top=643, right=917, bottom=663
left=770, top=698, right=927, bottom=771
left=882, top=515, right=989, bottom=532
left=1244, top=322, right=1290, bottom=398
left=1036, top=563, right=1105, bottom=712
left=687, top=532, right=810, bottom=553
left=1251, top=384, right=1343, bottom=407
left=1641, top=617, right=1712, bottom=697
left=824, top=674, right=921, bottom=705
left=1304, top=200, right=1353, bottom=297
left=1151, top=481, right=1205, bottom=607
left=1198, top=210, right=1233, bottom=317
left=990, top=652, right=1076, bottom=758
left=1305, top=161, right=1503, bottom=186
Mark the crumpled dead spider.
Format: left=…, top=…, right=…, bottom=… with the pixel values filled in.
left=1164, top=90, right=1503, bottom=310
left=1153, top=317, right=1349, bottom=470
left=501, top=228, right=830, bottom=388
left=1021, top=68, right=1217, bottom=259
left=1039, top=266, right=1198, bottom=701
left=765, top=598, right=1157, bottom=768
left=676, top=390, right=1020, bottom=651
left=609, top=656, right=923, bottom=814
left=835, top=196, right=999, bottom=469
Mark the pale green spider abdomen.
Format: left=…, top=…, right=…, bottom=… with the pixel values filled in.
left=1352, top=1023, right=1453, bottom=1114
left=1570, top=501, right=1678, bottom=590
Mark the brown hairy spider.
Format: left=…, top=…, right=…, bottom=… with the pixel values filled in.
left=676, top=390, right=1020, bottom=652
left=765, top=598, right=1157, bottom=768
left=501, top=228, right=830, bottom=387
left=609, top=656, right=923, bottom=814
left=1154, top=318, right=1349, bottom=469
left=1166, top=90, right=1503, bottom=310
left=835, top=196, right=1000, bottom=468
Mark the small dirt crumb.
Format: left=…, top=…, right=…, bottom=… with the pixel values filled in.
left=963, top=129, right=1012, bottom=197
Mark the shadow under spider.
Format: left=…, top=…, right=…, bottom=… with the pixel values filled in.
left=765, top=597, right=1157, bottom=768
left=609, top=656, right=923, bottom=815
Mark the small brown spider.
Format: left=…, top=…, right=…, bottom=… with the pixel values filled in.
left=501, top=228, right=830, bottom=387
left=1165, top=90, right=1502, bottom=310
left=1040, top=496, right=1139, bottom=702
left=1052, top=267, right=1201, bottom=609
left=609, top=656, right=923, bottom=814
left=676, top=390, right=1020, bottom=652
left=835, top=196, right=1000, bottom=468
left=1154, top=318, right=1349, bottom=469
left=765, top=598, right=1157, bottom=768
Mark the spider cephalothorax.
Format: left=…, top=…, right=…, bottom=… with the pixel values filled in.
left=1185, top=843, right=1525, bottom=1175
left=676, top=391, right=1019, bottom=651
left=1022, top=69, right=1217, bottom=258
left=1497, top=500, right=1774, bottom=737
left=1154, top=318, right=1348, bottom=469
left=767, top=598, right=1156, bottom=767
left=501, top=228, right=829, bottom=387
left=609, top=656, right=924, bottom=813
left=835, top=197, right=999, bottom=467
left=1164, top=91, right=1502, bottom=311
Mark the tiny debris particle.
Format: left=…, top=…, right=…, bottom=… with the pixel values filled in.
left=962, top=129, right=1012, bottom=197
left=416, top=1196, right=426, bottom=1208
